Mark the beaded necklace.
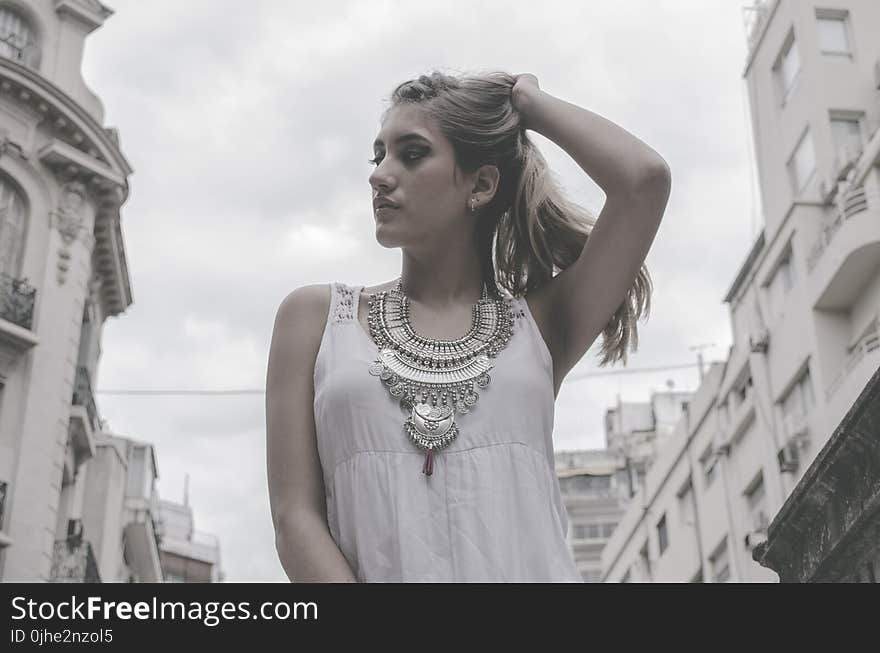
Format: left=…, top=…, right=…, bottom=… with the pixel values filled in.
left=367, top=277, right=514, bottom=475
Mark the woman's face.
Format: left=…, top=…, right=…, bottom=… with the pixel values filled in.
left=368, top=104, right=472, bottom=249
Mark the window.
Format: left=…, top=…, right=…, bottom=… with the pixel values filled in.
left=0, top=175, right=27, bottom=280
left=639, top=540, right=651, bottom=580
left=677, top=478, right=695, bottom=527
left=816, top=11, right=851, bottom=55
left=710, top=538, right=731, bottom=583
left=773, top=30, right=801, bottom=104
left=787, top=127, right=816, bottom=194
left=572, top=524, right=602, bottom=540
left=733, top=373, right=754, bottom=409
left=830, top=115, right=864, bottom=170
left=581, top=569, right=602, bottom=583
left=766, top=245, right=795, bottom=320
left=561, top=474, right=612, bottom=494
left=718, top=398, right=730, bottom=428
left=0, top=480, right=7, bottom=531
left=0, top=7, right=39, bottom=68
left=602, top=522, right=616, bottom=538
left=700, top=444, right=717, bottom=487
left=744, top=471, right=769, bottom=533
left=656, top=514, right=668, bottom=555
left=780, top=367, right=814, bottom=436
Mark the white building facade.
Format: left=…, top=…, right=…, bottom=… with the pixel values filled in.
left=0, top=0, right=134, bottom=581
left=159, top=499, right=224, bottom=583
left=556, top=390, right=691, bottom=582
left=601, top=0, right=880, bottom=582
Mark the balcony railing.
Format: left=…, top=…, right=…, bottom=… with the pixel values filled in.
left=0, top=32, right=40, bottom=69
left=72, top=366, right=100, bottom=434
left=807, top=187, right=880, bottom=272
left=50, top=538, right=101, bottom=583
left=0, top=272, right=36, bottom=330
left=826, top=327, right=880, bottom=400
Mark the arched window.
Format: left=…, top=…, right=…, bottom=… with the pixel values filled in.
left=0, top=6, right=39, bottom=68
left=0, top=173, right=27, bottom=279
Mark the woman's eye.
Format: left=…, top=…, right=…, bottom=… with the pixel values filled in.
left=368, top=151, right=423, bottom=166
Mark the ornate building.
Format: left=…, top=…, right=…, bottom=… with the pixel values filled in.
left=0, top=0, right=133, bottom=581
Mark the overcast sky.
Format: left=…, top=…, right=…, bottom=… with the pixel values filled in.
left=83, top=0, right=760, bottom=582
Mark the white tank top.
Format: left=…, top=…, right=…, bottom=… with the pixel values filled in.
left=313, top=282, right=582, bottom=582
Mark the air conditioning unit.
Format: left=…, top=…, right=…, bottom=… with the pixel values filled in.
left=749, top=328, right=770, bottom=354
left=744, top=530, right=768, bottom=550
left=67, top=518, right=84, bottom=544
left=777, top=441, right=799, bottom=473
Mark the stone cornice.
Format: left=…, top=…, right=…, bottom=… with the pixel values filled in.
left=0, top=58, right=133, bottom=316
left=54, top=0, right=114, bottom=33
left=752, top=366, right=880, bottom=581
left=0, top=56, right=132, bottom=186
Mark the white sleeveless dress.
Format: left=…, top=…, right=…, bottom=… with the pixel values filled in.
left=313, top=282, right=582, bottom=582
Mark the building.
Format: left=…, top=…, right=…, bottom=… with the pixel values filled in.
left=556, top=449, right=628, bottom=583
left=601, top=0, right=880, bottom=582
left=0, top=0, right=134, bottom=581
left=71, top=434, right=163, bottom=583
left=753, top=366, right=880, bottom=582
left=555, top=388, right=691, bottom=582
left=606, top=388, right=693, bottom=498
left=159, top=497, right=223, bottom=583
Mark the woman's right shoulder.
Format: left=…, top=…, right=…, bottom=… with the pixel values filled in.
left=271, top=284, right=333, bottom=343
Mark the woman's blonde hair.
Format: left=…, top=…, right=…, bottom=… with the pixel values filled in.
left=383, top=69, right=652, bottom=367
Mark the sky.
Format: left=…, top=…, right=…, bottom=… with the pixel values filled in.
left=82, top=0, right=760, bottom=582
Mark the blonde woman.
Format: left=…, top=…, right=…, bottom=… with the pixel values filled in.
left=267, top=71, right=671, bottom=582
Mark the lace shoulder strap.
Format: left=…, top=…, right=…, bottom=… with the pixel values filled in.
left=506, top=294, right=527, bottom=321
left=330, top=282, right=357, bottom=323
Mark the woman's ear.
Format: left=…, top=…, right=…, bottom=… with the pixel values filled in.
left=474, top=163, right=500, bottom=201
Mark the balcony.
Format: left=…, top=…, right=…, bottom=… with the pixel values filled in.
left=825, top=326, right=880, bottom=401
left=123, top=495, right=164, bottom=583
left=69, top=366, right=99, bottom=467
left=807, top=186, right=880, bottom=310
left=50, top=538, right=101, bottom=583
left=0, top=272, right=36, bottom=330
left=0, top=31, right=40, bottom=70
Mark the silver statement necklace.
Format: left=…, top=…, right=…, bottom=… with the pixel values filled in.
left=367, top=277, right=514, bottom=476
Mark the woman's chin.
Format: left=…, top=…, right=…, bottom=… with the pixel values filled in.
left=374, top=226, right=401, bottom=248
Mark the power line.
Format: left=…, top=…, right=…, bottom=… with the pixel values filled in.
left=95, top=361, right=708, bottom=396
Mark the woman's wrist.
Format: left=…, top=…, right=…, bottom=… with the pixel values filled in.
left=512, top=84, right=549, bottom=133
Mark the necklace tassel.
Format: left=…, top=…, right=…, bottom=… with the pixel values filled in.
left=422, top=448, right=434, bottom=476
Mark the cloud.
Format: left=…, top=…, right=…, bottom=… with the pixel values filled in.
left=86, top=0, right=752, bottom=580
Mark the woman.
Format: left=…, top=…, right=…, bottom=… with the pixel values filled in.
left=266, top=71, right=671, bottom=582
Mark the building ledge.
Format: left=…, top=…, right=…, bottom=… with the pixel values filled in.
left=752, top=366, right=880, bottom=581
left=0, top=316, right=39, bottom=380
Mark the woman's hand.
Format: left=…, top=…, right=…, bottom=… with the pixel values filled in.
left=511, top=73, right=542, bottom=130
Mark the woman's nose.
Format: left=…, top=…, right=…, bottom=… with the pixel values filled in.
left=369, top=170, right=394, bottom=193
